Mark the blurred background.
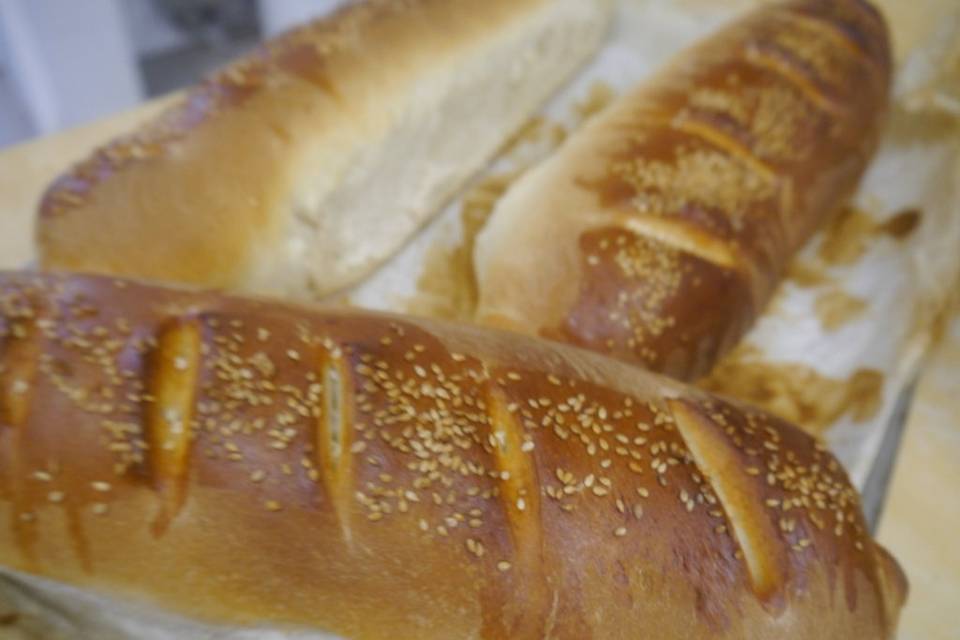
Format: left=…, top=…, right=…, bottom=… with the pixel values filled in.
left=0, top=0, right=344, bottom=149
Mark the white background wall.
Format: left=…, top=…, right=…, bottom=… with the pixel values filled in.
left=0, top=0, right=345, bottom=149
left=121, top=0, right=191, bottom=57
left=0, top=0, right=143, bottom=144
left=0, top=15, right=34, bottom=147
left=257, top=0, right=341, bottom=37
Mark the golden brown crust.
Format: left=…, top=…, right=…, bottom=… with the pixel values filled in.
left=541, top=227, right=756, bottom=380
left=0, top=272, right=904, bottom=638
left=474, top=0, right=892, bottom=380
left=35, top=0, right=609, bottom=297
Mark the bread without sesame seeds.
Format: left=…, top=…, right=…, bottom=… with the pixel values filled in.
left=0, top=271, right=905, bottom=639
left=35, top=0, right=612, bottom=299
left=474, top=0, right=892, bottom=380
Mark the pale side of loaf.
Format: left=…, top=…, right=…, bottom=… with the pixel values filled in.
left=35, top=0, right=613, bottom=298
left=0, top=272, right=905, bottom=639
left=474, top=0, right=891, bottom=380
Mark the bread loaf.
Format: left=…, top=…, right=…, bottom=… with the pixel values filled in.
left=35, top=0, right=612, bottom=298
left=474, top=0, right=891, bottom=380
left=0, top=272, right=905, bottom=639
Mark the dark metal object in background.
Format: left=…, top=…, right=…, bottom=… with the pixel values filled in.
left=154, top=0, right=260, bottom=48
left=140, top=0, right=262, bottom=97
left=862, top=381, right=916, bottom=533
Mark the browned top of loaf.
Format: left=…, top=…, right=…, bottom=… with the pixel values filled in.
left=0, top=272, right=905, bottom=639
left=475, top=0, right=891, bottom=380
left=35, top=0, right=546, bottom=288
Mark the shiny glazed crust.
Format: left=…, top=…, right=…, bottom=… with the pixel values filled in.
left=0, top=272, right=905, bottom=638
left=36, top=0, right=611, bottom=298
left=474, top=0, right=892, bottom=380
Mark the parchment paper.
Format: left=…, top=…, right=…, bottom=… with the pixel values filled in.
left=2, top=1, right=958, bottom=637
left=342, top=0, right=960, bottom=490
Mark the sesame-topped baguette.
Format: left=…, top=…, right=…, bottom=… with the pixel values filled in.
left=0, top=272, right=905, bottom=639
left=474, top=0, right=891, bottom=380
left=35, top=0, right=612, bottom=299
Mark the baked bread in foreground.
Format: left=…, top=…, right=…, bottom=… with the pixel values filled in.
left=475, top=0, right=891, bottom=379
left=0, top=272, right=905, bottom=638
left=36, top=0, right=612, bottom=299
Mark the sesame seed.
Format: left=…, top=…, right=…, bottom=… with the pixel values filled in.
left=497, top=561, right=512, bottom=572
left=32, top=471, right=52, bottom=482
left=92, top=503, right=109, bottom=515
left=349, top=440, right=367, bottom=454
left=91, top=481, right=112, bottom=492
left=48, top=491, right=65, bottom=503
left=265, top=500, right=281, bottom=511
left=614, top=527, right=627, bottom=537
left=516, top=498, right=526, bottom=512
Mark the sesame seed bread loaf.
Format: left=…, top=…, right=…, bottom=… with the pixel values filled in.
left=35, top=0, right=612, bottom=299
left=474, top=0, right=892, bottom=380
left=0, top=272, right=906, bottom=639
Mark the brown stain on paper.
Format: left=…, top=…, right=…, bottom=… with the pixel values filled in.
left=701, top=346, right=885, bottom=435
left=877, top=208, right=922, bottom=240
left=706, top=205, right=919, bottom=430
left=499, top=116, right=547, bottom=157
left=818, top=205, right=923, bottom=266
left=409, top=82, right=617, bottom=321
left=574, top=81, right=617, bottom=121
left=410, top=173, right=520, bottom=320
left=773, top=206, right=924, bottom=331
left=785, top=260, right=833, bottom=288
left=814, top=289, right=868, bottom=330
left=817, top=206, right=879, bottom=266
